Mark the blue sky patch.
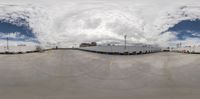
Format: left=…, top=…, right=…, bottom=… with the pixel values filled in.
left=167, top=19, right=200, bottom=40
left=0, top=21, right=39, bottom=43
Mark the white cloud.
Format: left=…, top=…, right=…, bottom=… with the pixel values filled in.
left=0, top=0, right=199, bottom=47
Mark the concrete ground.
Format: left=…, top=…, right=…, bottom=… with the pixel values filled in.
left=0, top=50, right=200, bottom=99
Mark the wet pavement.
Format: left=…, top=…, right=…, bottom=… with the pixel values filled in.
left=0, top=50, right=200, bottom=99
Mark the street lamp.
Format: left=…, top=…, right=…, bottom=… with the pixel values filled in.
left=6, top=37, right=9, bottom=51
left=124, top=35, right=127, bottom=50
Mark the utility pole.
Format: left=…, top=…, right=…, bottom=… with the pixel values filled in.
left=6, top=37, right=9, bottom=51
left=124, top=35, right=127, bottom=50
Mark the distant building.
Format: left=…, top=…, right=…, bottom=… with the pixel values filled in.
left=91, top=42, right=97, bottom=46
left=80, top=42, right=97, bottom=47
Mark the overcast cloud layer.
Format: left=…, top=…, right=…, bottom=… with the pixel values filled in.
left=0, top=0, right=200, bottom=47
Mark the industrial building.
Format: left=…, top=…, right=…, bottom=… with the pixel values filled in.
left=0, top=44, right=42, bottom=54
left=79, top=43, right=161, bottom=55
left=171, top=45, right=200, bottom=54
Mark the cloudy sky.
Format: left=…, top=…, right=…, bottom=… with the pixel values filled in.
left=0, top=0, right=200, bottom=47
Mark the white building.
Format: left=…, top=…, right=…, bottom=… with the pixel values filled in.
left=79, top=43, right=161, bottom=54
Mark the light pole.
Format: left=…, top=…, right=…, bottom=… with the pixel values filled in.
left=124, top=35, right=127, bottom=50
left=6, top=37, right=9, bottom=51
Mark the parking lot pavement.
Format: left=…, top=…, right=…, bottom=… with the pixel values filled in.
left=0, top=50, right=200, bottom=99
